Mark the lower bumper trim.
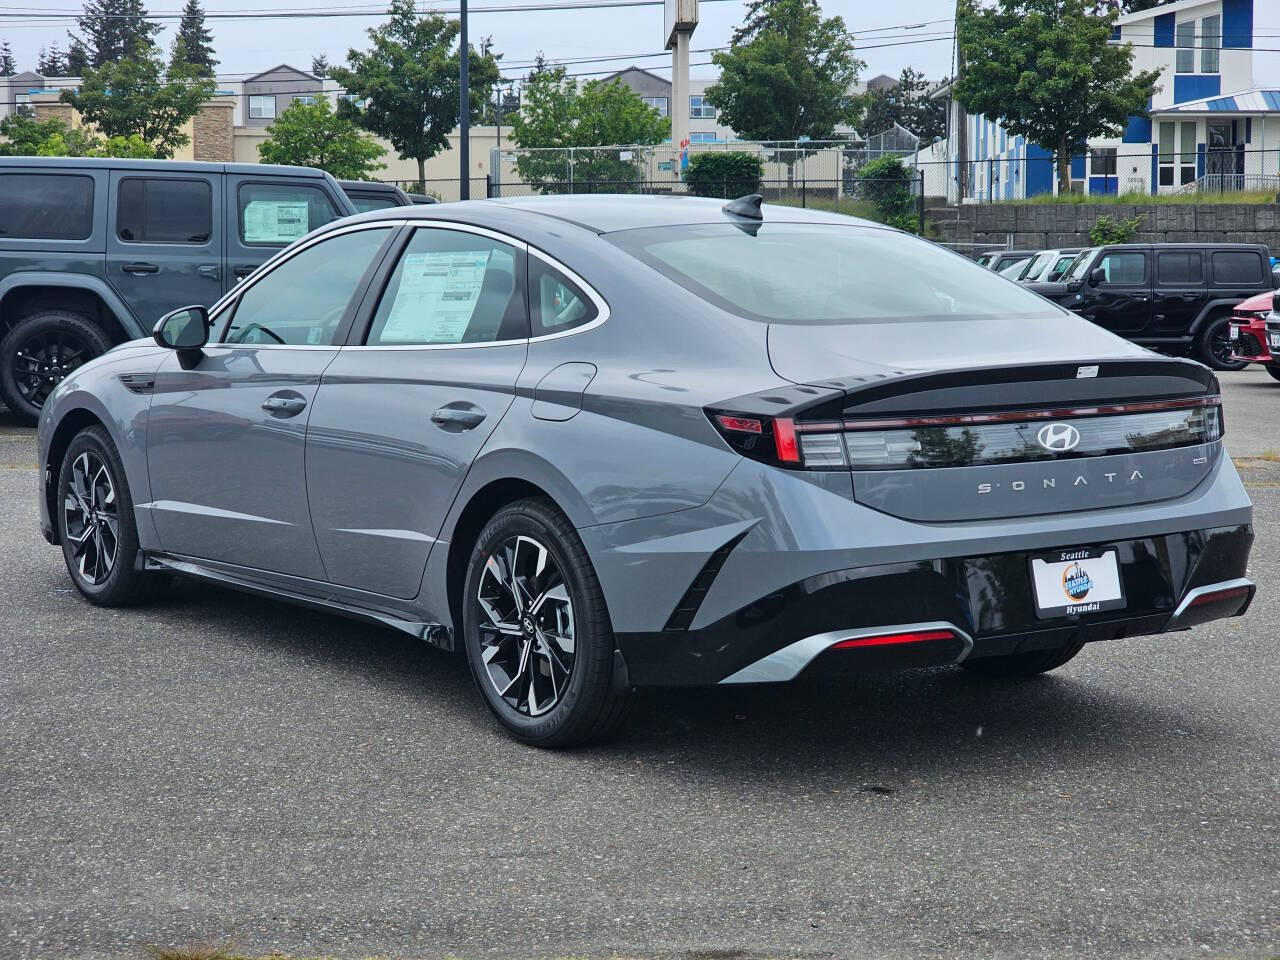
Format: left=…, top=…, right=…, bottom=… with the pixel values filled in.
left=1166, top=577, right=1255, bottom=630
left=719, top=621, right=974, bottom=684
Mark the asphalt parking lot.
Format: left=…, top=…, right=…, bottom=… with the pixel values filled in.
left=1, top=371, right=1278, bottom=960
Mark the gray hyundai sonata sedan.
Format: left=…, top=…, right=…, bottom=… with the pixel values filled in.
left=37, top=195, right=1255, bottom=746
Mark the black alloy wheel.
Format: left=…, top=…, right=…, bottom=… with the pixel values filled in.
left=62, top=449, right=119, bottom=586
left=462, top=498, right=634, bottom=747
left=1200, top=317, right=1248, bottom=371
left=0, top=312, right=112, bottom=423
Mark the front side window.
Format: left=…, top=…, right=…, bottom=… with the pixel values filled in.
left=1175, top=20, right=1195, bottom=73
left=1096, top=251, right=1146, bottom=285
left=238, top=182, right=341, bottom=246
left=1201, top=15, right=1220, bottom=73
left=117, top=178, right=212, bottom=244
left=249, top=95, right=276, bottom=119
left=1066, top=248, right=1100, bottom=281
left=223, top=227, right=392, bottom=345
left=690, top=95, right=715, bottom=119
left=0, top=173, right=93, bottom=240
left=607, top=223, right=1063, bottom=324
left=366, top=228, right=526, bottom=346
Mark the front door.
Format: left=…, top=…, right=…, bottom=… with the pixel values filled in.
left=306, top=224, right=530, bottom=599
left=222, top=174, right=347, bottom=294
left=106, top=171, right=223, bottom=329
left=1206, top=121, right=1239, bottom=190
left=1081, top=248, right=1152, bottom=336
left=145, top=224, right=397, bottom=578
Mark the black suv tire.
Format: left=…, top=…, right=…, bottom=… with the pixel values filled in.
left=1197, top=315, right=1248, bottom=371
left=1266, top=365, right=1280, bottom=383
left=0, top=311, right=112, bottom=424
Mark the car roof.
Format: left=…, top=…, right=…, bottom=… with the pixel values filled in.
left=338, top=179, right=400, bottom=193
left=0, top=156, right=329, bottom=178
left=480, top=193, right=878, bottom=233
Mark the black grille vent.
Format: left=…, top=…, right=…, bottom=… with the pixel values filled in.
left=663, top=530, right=749, bottom=632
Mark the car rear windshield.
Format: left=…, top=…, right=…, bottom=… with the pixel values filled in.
left=0, top=173, right=94, bottom=241
left=606, top=223, right=1063, bottom=324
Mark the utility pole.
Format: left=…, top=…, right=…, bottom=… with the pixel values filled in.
left=953, top=0, right=968, bottom=200
left=459, top=0, right=470, bottom=200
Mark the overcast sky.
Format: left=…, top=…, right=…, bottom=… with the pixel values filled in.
left=2, top=0, right=957, bottom=86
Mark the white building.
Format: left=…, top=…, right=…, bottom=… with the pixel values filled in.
left=943, top=0, right=1280, bottom=200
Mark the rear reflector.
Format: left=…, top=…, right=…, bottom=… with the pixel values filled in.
left=715, top=414, right=762, bottom=434
left=1188, top=585, right=1252, bottom=608
left=831, top=629, right=956, bottom=650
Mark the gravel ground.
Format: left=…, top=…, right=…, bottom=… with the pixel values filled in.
left=0, top=378, right=1277, bottom=960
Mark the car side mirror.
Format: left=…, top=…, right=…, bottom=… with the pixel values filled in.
left=154, top=305, right=209, bottom=351
left=1088, top=267, right=1107, bottom=286
left=1066, top=279, right=1083, bottom=293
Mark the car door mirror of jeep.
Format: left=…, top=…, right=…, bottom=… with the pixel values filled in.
left=1088, top=267, right=1107, bottom=286
left=154, top=305, right=210, bottom=352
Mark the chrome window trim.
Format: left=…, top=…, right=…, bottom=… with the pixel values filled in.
left=718, top=621, right=973, bottom=684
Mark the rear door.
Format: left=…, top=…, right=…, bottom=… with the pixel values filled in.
left=223, top=174, right=347, bottom=292
left=106, top=170, right=223, bottom=327
left=305, top=223, right=531, bottom=599
left=1081, top=247, right=1152, bottom=335
left=1151, top=248, right=1206, bottom=337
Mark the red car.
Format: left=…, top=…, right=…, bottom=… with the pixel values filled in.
left=1229, top=291, right=1280, bottom=380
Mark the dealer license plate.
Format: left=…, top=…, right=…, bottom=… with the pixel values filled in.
left=1029, top=547, right=1125, bottom=619
left=1270, top=332, right=1280, bottom=350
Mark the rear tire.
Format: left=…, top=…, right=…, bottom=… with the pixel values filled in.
left=0, top=311, right=112, bottom=424
left=462, top=497, right=634, bottom=747
left=961, top=640, right=1086, bottom=678
left=1266, top=365, right=1280, bottom=383
left=57, top=425, right=167, bottom=606
left=1197, top=315, right=1248, bottom=371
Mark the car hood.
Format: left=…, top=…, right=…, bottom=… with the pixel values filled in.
left=766, top=313, right=1148, bottom=384
left=1236, top=290, right=1273, bottom=312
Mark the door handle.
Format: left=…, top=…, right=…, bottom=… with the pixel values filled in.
left=233, top=265, right=256, bottom=277
left=122, top=262, right=159, bottom=274
left=431, top=403, right=486, bottom=432
left=198, top=264, right=221, bottom=280
left=261, top=395, right=308, bottom=417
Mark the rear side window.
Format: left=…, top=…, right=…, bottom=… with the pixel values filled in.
left=117, top=178, right=212, bottom=244
left=238, top=182, right=341, bottom=246
left=0, top=174, right=94, bottom=241
left=348, top=194, right=399, bottom=213
left=529, top=256, right=600, bottom=336
left=366, top=228, right=526, bottom=346
left=1157, top=251, right=1203, bottom=284
left=1096, top=251, right=1146, bottom=285
left=1211, top=251, right=1264, bottom=285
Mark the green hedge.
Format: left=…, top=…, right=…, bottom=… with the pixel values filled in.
left=684, top=152, right=765, bottom=198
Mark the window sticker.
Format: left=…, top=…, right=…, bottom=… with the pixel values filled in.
left=380, top=250, right=492, bottom=343
left=243, top=200, right=309, bottom=243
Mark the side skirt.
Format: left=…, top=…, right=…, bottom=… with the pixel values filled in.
left=144, top=552, right=455, bottom=648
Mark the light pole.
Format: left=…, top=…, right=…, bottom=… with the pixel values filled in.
left=459, top=0, right=470, bottom=200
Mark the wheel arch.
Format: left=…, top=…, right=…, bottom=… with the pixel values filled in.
left=42, top=406, right=110, bottom=545
left=0, top=274, right=141, bottom=343
left=1190, top=299, right=1245, bottom=336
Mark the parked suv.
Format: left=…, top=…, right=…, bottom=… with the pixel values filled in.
left=1026, top=243, right=1275, bottom=370
left=0, top=157, right=356, bottom=423
left=338, top=179, right=412, bottom=212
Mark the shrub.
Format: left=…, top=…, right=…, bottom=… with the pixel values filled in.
left=1089, top=213, right=1144, bottom=245
left=856, top=155, right=919, bottom=233
left=684, top=151, right=765, bottom=198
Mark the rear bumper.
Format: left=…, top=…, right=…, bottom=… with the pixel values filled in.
left=614, top=524, right=1254, bottom=686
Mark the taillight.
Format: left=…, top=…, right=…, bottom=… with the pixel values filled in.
left=830, top=629, right=956, bottom=650
left=709, top=410, right=840, bottom=469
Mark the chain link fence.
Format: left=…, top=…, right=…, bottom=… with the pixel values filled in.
left=381, top=177, right=491, bottom=203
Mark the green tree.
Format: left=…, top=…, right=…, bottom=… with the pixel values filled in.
left=258, top=95, right=386, bottom=179
left=330, top=0, right=501, bottom=191
left=684, top=151, right=765, bottom=198
left=0, top=114, right=96, bottom=156
left=311, top=54, right=329, bottom=77
left=61, top=45, right=216, bottom=158
left=37, top=44, right=67, bottom=76
left=508, top=65, right=668, bottom=191
left=65, top=36, right=90, bottom=75
left=705, top=0, right=863, bottom=143
left=74, top=0, right=162, bottom=68
left=171, top=0, right=217, bottom=75
left=856, top=155, right=919, bottom=232
left=861, top=68, right=946, bottom=140
left=0, top=40, right=16, bottom=76
left=954, top=0, right=1161, bottom=192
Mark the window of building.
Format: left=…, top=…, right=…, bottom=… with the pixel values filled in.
left=295, top=95, right=316, bottom=106
left=1089, top=148, right=1117, bottom=176
left=1158, top=121, right=1198, bottom=187
left=14, top=93, right=33, bottom=116
left=641, top=96, right=669, bottom=117
left=688, top=132, right=718, bottom=143
left=1201, top=14, right=1220, bottom=74
left=1175, top=20, right=1195, bottom=73
left=0, top=173, right=93, bottom=240
left=117, top=178, right=212, bottom=244
left=249, top=94, right=276, bottom=119
left=689, top=95, right=715, bottom=119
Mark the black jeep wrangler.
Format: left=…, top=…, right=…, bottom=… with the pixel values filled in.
left=0, top=157, right=356, bottom=423
left=1025, top=242, right=1276, bottom=370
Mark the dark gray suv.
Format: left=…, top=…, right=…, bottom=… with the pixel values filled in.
left=0, top=157, right=356, bottom=423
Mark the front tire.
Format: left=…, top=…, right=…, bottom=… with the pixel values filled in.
left=0, top=312, right=112, bottom=423
left=1266, top=364, right=1280, bottom=383
left=1197, top=315, right=1248, bottom=371
left=462, top=498, right=633, bottom=747
left=57, top=425, right=166, bottom=606
left=961, top=639, right=1086, bottom=678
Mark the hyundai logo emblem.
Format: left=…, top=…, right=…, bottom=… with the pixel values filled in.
left=1037, top=422, right=1081, bottom=452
